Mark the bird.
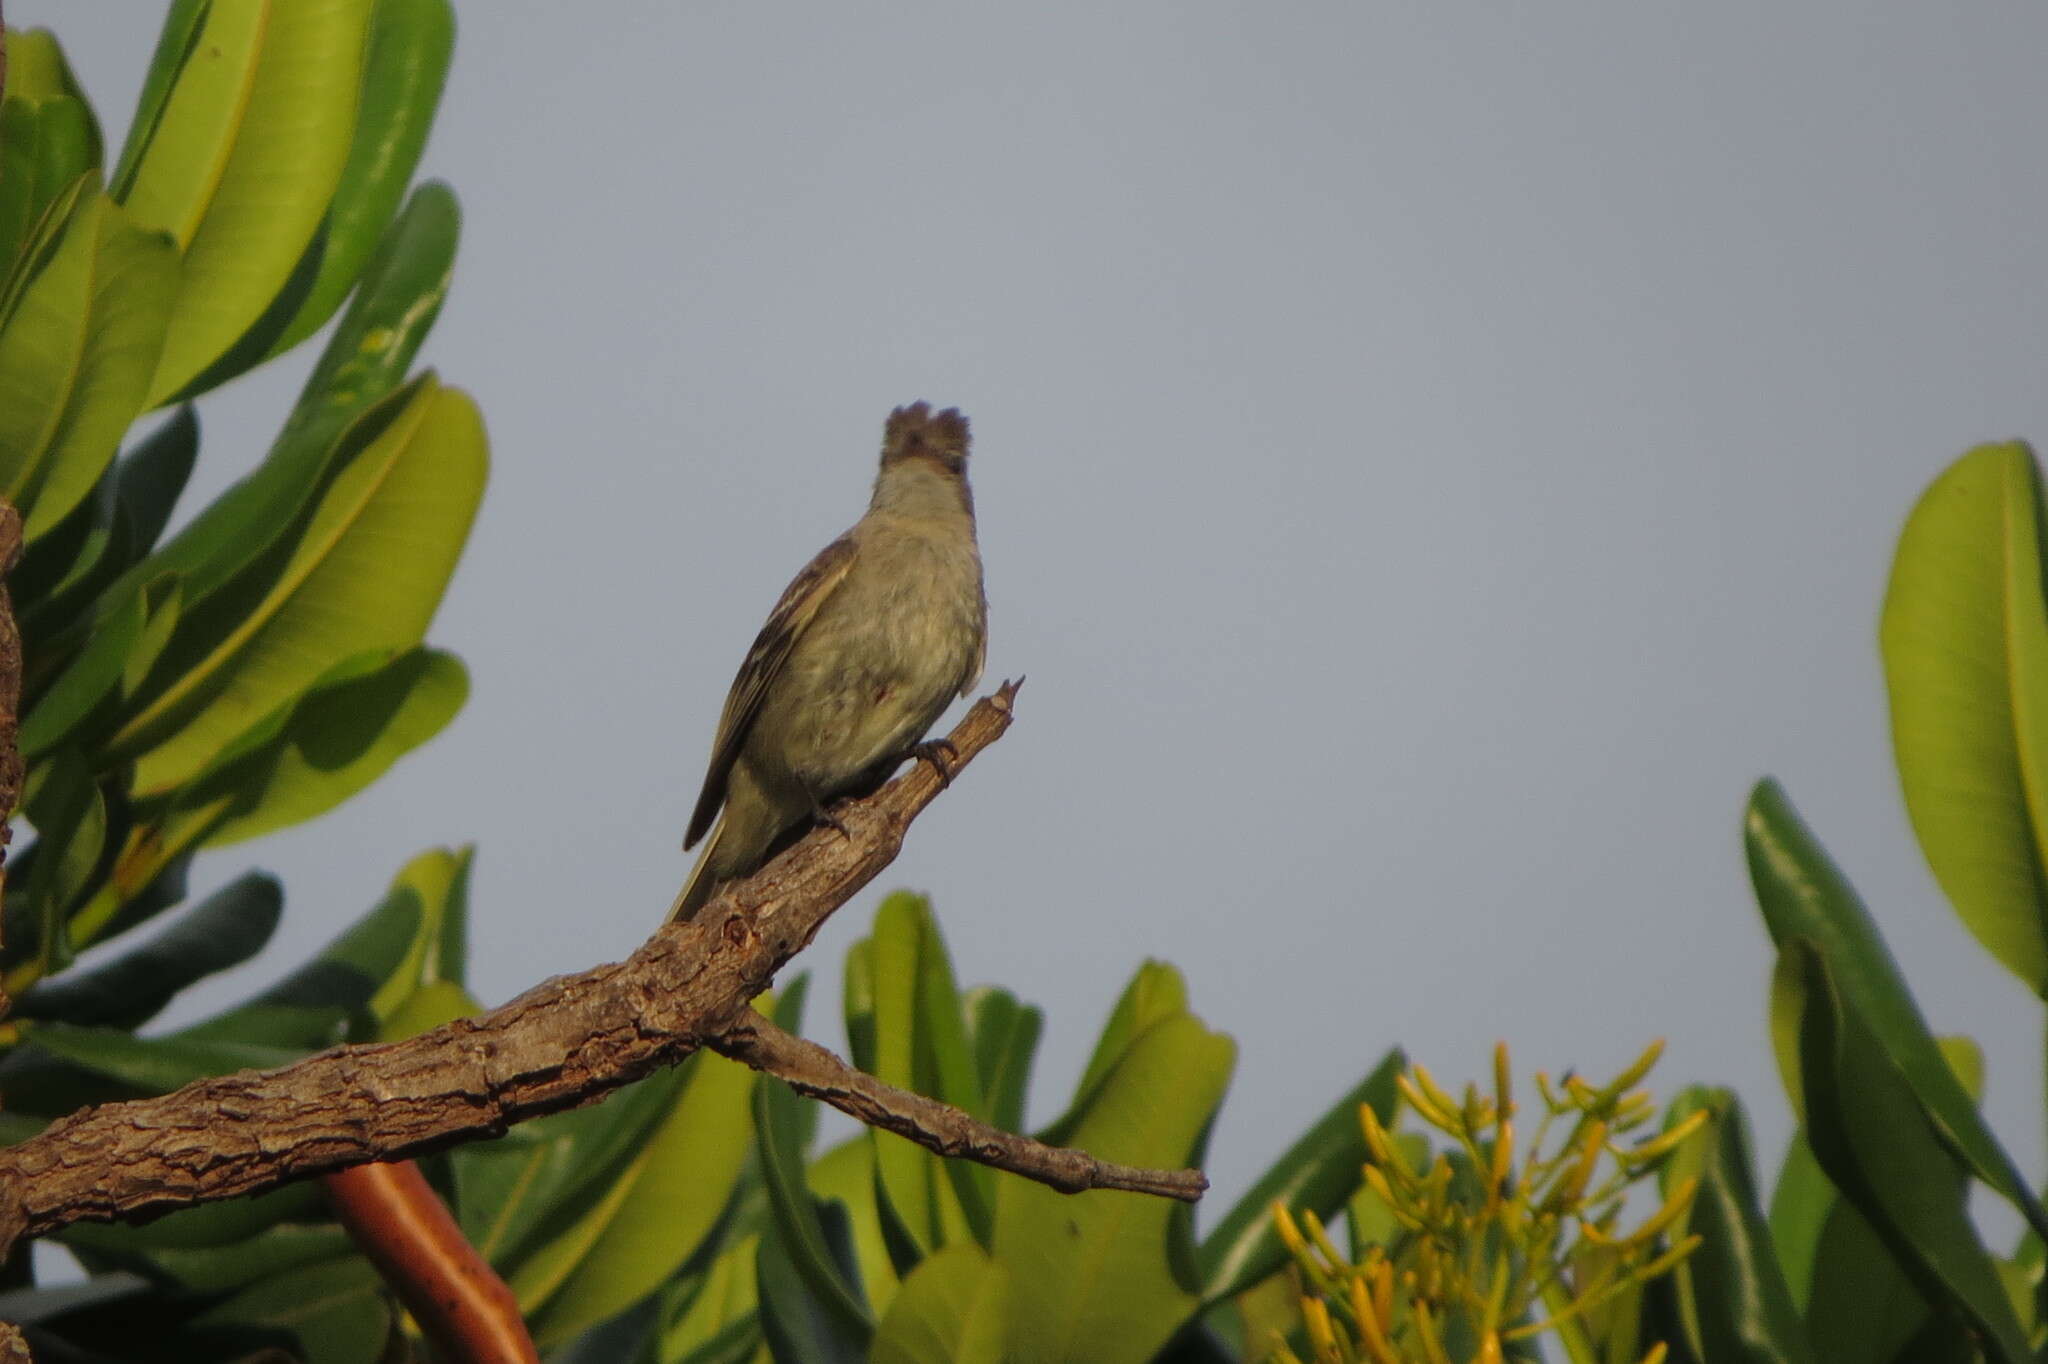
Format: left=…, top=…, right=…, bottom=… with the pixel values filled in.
left=667, top=402, right=987, bottom=922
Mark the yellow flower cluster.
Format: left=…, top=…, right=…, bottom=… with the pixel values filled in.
left=1270, top=1042, right=1704, bottom=1364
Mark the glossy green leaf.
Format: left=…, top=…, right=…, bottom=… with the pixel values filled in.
left=808, top=1135, right=901, bottom=1317
left=866, top=893, right=988, bottom=1251
left=14, top=870, right=278, bottom=1030
left=870, top=1242, right=1012, bottom=1364
left=267, top=0, right=453, bottom=355
left=21, top=1020, right=299, bottom=1093
left=118, top=0, right=375, bottom=404
left=992, top=1011, right=1235, bottom=1364
left=173, top=862, right=427, bottom=1048
left=1881, top=442, right=2048, bottom=994
left=120, top=375, right=486, bottom=793
left=1037, top=958, right=1188, bottom=1147
left=457, top=1072, right=681, bottom=1274
left=754, top=980, right=874, bottom=1339
left=1746, top=780, right=2048, bottom=1239
left=186, top=1254, right=391, bottom=1364
left=197, top=646, right=468, bottom=846
left=77, top=1218, right=352, bottom=1296
left=757, top=1198, right=869, bottom=1364
left=65, top=183, right=457, bottom=662
left=20, top=573, right=179, bottom=759
left=527, top=1049, right=759, bottom=1346
left=19, top=752, right=106, bottom=977
left=962, top=986, right=1042, bottom=1137
left=1199, top=1048, right=1401, bottom=1303
left=1660, top=1088, right=1814, bottom=1364
left=1765, top=1130, right=1830, bottom=1311
left=0, top=186, right=178, bottom=539
left=1782, top=938, right=2032, bottom=1363
left=0, top=93, right=100, bottom=276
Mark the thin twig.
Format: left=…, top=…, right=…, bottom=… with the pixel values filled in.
left=712, top=1014, right=1209, bottom=1202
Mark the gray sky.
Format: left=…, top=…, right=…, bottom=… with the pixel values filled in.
left=18, top=2, right=2048, bottom=1229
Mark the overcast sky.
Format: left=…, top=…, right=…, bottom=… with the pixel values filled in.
left=17, top=3, right=2048, bottom=1230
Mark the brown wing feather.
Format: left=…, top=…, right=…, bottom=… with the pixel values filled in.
left=683, top=533, right=858, bottom=848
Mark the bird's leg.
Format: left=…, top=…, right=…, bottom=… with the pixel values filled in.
left=908, top=737, right=960, bottom=787
left=799, top=779, right=853, bottom=840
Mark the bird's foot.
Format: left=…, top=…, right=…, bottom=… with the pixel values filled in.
left=910, top=738, right=959, bottom=787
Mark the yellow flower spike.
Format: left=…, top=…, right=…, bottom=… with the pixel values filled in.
left=1409, top=1300, right=1455, bottom=1364
left=1611, top=1038, right=1666, bottom=1095
left=1370, top=1259, right=1396, bottom=1333
left=1399, top=1072, right=1458, bottom=1132
left=1303, top=1209, right=1347, bottom=1270
left=1411, top=1063, right=1464, bottom=1128
left=1493, top=1042, right=1514, bottom=1121
left=1303, top=1297, right=1338, bottom=1354
left=1625, top=1107, right=1711, bottom=1166
left=1275, top=1203, right=1310, bottom=1257
left=1627, top=1176, right=1699, bottom=1248
left=1489, top=1122, right=1514, bottom=1195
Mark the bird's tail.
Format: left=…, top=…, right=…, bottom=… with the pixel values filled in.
left=667, top=816, right=727, bottom=923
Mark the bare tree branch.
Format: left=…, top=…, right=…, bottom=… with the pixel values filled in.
left=713, top=1013, right=1209, bottom=1201
left=0, top=681, right=1205, bottom=1258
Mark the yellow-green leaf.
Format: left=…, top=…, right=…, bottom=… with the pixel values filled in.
left=119, top=0, right=375, bottom=403
left=870, top=1244, right=1011, bottom=1364
left=0, top=187, right=178, bottom=539
left=120, top=375, right=485, bottom=794
left=1881, top=442, right=2048, bottom=995
left=992, top=1012, right=1234, bottom=1363
left=521, top=1051, right=759, bottom=1345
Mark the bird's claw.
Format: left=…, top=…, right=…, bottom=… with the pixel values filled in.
left=911, top=738, right=959, bottom=787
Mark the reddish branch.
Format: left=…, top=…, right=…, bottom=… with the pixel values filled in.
left=325, top=1163, right=537, bottom=1364
left=0, top=682, right=1205, bottom=1260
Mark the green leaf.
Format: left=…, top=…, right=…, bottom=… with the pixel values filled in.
left=756, top=1200, right=869, bottom=1364
left=0, top=93, right=100, bottom=277
left=865, top=893, right=988, bottom=1251
left=992, top=1011, right=1236, bottom=1364
left=187, top=1254, right=392, bottom=1364
left=1036, top=958, right=1188, bottom=1147
left=173, top=861, right=429, bottom=1048
left=1782, top=938, right=2033, bottom=1363
left=196, top=646, right=468, bottom=846
left=456, top=1072, right=680, bottom=1274
left=962, top=986, right=1042, bottom=1137
left=19, top=572, right=180, bottom=759
left=1746, top=780, right=2048, bottom=1240
left=13, top=870, right=278, bottom=1029
left=119, top=374, right=486, bottom=793
left=21, top=1020, right=300, bottom=1093
left=1199, top=1048, right=1401, bottom=1303
left=870, top=1243, right=1012, bottom=1364
left=19, top=752, right=106, bottom=976
left=526, top=1049, right=759, bottom=1346
left=1660, top=1088, right=1814, bottom=1364
left=267, top=0, right=454, bottom=356
left=75, top=1218, right=352, bottom=1296
left=808, top=1135, right=901, bottom=1318
left=1765, top=1130, right=1831, bottom=1311
left=754, top=989, right=874, bottom=1340
left=1880, top=441, right=2048, bottom=994
left=63, top=182, right=458, bottom=661
left=117, top=0, right=377, bottom=404
left=0, top=186, right=179, bottom=539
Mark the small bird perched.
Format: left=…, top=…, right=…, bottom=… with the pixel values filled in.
left=668, top=402, right=987, bottom=922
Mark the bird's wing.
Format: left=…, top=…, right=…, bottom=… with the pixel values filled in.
left=684, top=532, right=859, bottom=848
